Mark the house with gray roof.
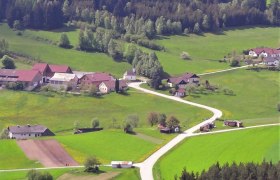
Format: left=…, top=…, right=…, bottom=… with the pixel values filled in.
left=7, top=125, right=54, bottom=139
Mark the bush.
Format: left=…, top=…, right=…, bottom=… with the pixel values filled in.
left=230, top=59, right=240, bottom=67
left=84, top=157, right=101, bottom=173
left=0, top=128, right=9, bottom=139
left=6, top=82, right=24, bottom=90
left=27, top=169, right=53, bottom=180
left=1, top=55, right=15, bottom=69
left=277, top=103, right=280, bottom=112
left=180, top=51, right=191, bottom=60
left=91, top=118, right=99, bottom=128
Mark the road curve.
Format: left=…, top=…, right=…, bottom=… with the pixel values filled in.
left=128, top=82, right=222, bottom=180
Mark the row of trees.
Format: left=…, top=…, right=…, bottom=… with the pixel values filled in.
left=147, top=112, right=180, bottom=128
left=176, top=161, right=280, bottom=180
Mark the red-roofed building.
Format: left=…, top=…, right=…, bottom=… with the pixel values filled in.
left=79, top=72, right=114, bottom=87
left=167, top=73, right=200, bottom=88
left=99, top=80, right=128, bottom=94
left=249, top=48, right=280, bottom=58
left=16, top=70, right=42, bottom=90
left=32, top=63, right=72, bottom=82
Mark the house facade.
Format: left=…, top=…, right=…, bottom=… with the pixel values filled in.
left=167, top=73, right=200, bottom=88
left=79, top=72, right=114, bottom=87
left=7, top=125, right=54, bottom=139
left=99, top=80, right=128, bottom=94
left=49, top=73, right=78, bottom=90
left=123, top=69, right=136, bottom=81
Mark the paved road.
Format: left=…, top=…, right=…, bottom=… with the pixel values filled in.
left=128, top=82, right=223, bottom=180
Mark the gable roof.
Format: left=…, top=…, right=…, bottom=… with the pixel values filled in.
left=32, top=63, right=49, bottom=73
left=0, top=69, right=18, bottom=77
left=16, top=70, right=42, bottom=82
left=50, top=73, right=77, bottom=82
left=251, top=48, right=280, bottom=55
left=49, top=64, right=71, bottom=73
left=167, top=73, right=199, bottom=84
left=8, top=125, right=48, bottom=134
left=102, top=80, right=116, bottom=89
left=82, top=72, right=113, bottom=83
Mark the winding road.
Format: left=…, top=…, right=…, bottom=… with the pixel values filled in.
left=129, top=82, right=223, bottom=180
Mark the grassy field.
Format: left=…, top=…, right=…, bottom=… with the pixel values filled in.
left=0, top=23, right=130, bottom=77
left=186, top=69, right=280, bottom=124
left=155, top=26, right=279, bottom=75
left=0, top=140, right=41, bottom=169
left=1, top=23, right=279, bottom=76
left=0, top=89, right=211, bottom=134
left=154, top=126, right=280, bottom=180
left=55, top=130, right=161, bottom=164
left=0, top=166, right=140, bottom=180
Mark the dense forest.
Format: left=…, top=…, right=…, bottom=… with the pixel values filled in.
left=0, top=0, right=279, bottom=34
left=176, top=161, right=280, bottom=180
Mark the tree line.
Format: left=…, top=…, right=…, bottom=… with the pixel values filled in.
left=176, top=161, right=280, bottom=180
left=1, top=0, right=279, bottom=34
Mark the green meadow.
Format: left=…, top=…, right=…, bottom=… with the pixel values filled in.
left=154, top=126, right=280, bottom=180
left=155, top=26, right=279, bottom=75
left=0, top=23, right=130, bottom=77
left=186, top=69, right=280, bottom=124
left=55, top=130, right=160, bottom=164
left=0, top=140, right=41, bottom=169
left=0, top=89, right=211, bottom=134
left=0, top=166, right=140, bottom=180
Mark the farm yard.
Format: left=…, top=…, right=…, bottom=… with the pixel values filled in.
left=154, top=126, right=280, bottom=180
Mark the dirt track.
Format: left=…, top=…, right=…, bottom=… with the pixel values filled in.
left=17, top=139, right=79, bottom=167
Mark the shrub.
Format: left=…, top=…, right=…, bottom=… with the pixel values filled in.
left=91, top=118, right=99, bottom=128
left=27, top=169, right=53, bottom=180
left=6, top=82, right=24, bottom=91
left=230, top=59, right=240, bottom=67
left=180, top=51, right=191, bottom=60
left=1, top=55, right=15, bottom=69
left=0, top=128, right=9, bottom=139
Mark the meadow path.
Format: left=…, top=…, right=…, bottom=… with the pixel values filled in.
left=128, top=82, right=223, bottom=180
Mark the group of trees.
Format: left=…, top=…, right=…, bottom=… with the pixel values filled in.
left=147, top=112, right=180, bottom=128
left=27, top=169, right=53, bottom=180
left=124, top=114, right=139, bottom=133
left=1, top=55, right=16, bottom=69
left=176, top=161, right=280, bottom=180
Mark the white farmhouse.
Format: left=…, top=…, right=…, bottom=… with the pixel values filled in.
left=111, top=161, right=133, bottom=168
left=123, top=69, right=136, bottom=81
left=7, top=125, right=54, bottom=139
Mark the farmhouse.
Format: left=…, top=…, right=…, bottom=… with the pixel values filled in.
left=0, top=69, right=42, bottom=90
left=99, top=80, right=128, bottom=94
left=224, top=120, right=243, bottom=127
left=79, top=72, right=114, bottom=87
left=167, top=73, right=200, bottom=88
left=32, top=63, right=72, bottom=82
left=248, top=48, right=280, bottom=58
left=263, top=57, right=279, bottom=67
left=111, top=161, right=133, bottom=168
left=7, top=125, right=54, bottom=139
left=49, top=73, right=78, bottom=90
left=123, top=69, right=136, bottom=81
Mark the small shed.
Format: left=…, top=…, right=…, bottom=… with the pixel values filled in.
left=224, top=120, right=243, bottom=127
left=111, top=161, right=133, bottom=168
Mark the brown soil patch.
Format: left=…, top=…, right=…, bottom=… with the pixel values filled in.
left=57, top=172, right=120, bottom=180
left=17, top=139, right=79, bottom=167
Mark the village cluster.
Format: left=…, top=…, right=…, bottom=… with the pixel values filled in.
left=247, top=47, right=280, bottom=66
left=0, top=63, right=137, bottom=93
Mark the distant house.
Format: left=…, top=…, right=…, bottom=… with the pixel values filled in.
left=111, top=161, right=133, bottom=168
left=32, top=63, right=72, bottom=82
left=49, top=73, right=78, bottom=90
left=7, top=125, right=54, bottom=139
left=200, top=122, right=215, bottom=132
left=264, top=57, right=279, bottom=67
left=79, top=72, right=114, bottom=87
left=99, top=80, right=128, bottom=94
left=224, top=120, right=243, bottom=127
left=123, top=69, right=136, bottom=81
left=0, top=69, right=42, bottom=90
left=167, top=73, right=200, bottom=88
left=175, top=88, right=186, bottom=97
left=249, top=48, right=280, bottom=58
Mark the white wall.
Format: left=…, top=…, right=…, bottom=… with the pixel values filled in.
left=9, top=132, right=42, bottom=139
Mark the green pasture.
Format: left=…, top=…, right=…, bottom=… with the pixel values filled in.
left=154, top=126, right=280, bottom=180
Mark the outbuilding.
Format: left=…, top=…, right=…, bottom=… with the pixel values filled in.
left=111, top=161, right=133, bottom=168
left=7, top=125, right=55, bottom=139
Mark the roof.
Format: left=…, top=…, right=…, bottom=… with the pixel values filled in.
left=0, top=69, right=18, bottom=77
left=111, top=161, right=133, bottom=165
left=73, top=71, right=93, bottom=79
left=49, top=64, right=71, bottom=73
left=82, top=72, right=113, bottom=83
left=8, top=125, right=48, bottom=134
left=50, top=73, right=77, bottom=82
left=251, top=48, right=280, bottom=55
left=119, top=80, right=127, bottom=88
left=168, top=73, right=199, bottom=84
left=32, top=63, right=49, bottom=73
left=264, top=57, right=279, bottom=63
left=102, top=80, right=116, bottom=89
left=16, top=70, right=41, bottom=82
